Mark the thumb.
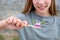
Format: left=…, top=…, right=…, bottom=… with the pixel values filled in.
left=23, top=21, right=28, bottom=27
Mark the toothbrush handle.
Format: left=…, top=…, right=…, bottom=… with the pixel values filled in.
left=28, top=24, right=40, bottom=28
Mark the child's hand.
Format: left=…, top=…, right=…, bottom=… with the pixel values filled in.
left=0, top=20, right=9, bottom=29
left=0, top=16, right=28, bottom=29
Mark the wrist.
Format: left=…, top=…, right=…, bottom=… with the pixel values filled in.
left=0, top=21, right=7, bottom=29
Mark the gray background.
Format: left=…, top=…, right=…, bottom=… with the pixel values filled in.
left=0, top=0, right=60, bottom=20
left=0, top=0, right=60, bottom=40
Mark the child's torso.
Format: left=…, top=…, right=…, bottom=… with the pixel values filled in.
left=17, top=11, right=59, bottom=40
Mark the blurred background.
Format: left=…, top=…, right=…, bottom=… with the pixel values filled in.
left=0, top=0, right=60, bottom=40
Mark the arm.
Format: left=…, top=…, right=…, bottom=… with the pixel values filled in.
left=0, top=16, right=28, bottom=30
left=0, top=20, right=8, bottom=30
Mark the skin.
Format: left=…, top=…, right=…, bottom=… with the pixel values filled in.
left=0, top=0, right=52, bottom=29
left=32, top=0, right=51, bottom=17
left=0, top=16, right=28, bottom=29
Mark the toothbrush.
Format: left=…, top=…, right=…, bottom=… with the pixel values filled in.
left=28, top=24, right=41, bottom=28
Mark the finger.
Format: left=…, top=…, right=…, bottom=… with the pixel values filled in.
left=23, top=21, right=28, bottom=27
left=6, top=17, right=13, bottom=24
left=16, top=21, right=23, bottom=28
left=12, top=17, right=22, bottom=25
left=12, top=18, right=18, bottom=25
left=19, top=22, right=24, bottom=28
